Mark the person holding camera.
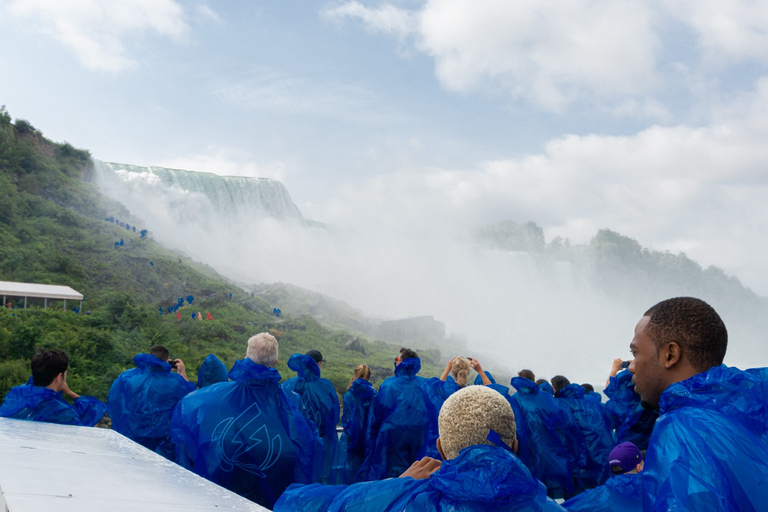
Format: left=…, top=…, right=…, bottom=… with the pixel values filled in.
left=108, top=345, right=195, bottom=459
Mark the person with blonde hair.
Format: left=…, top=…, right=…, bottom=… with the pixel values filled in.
left=276, top=385, right=565, bottom=511
left=419, top=356, right=491, bottom=459
left=339, top=364, right=375, bottom=483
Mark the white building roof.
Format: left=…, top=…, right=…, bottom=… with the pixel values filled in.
left=0, top=281, right=83, bottom=301
left=0, top=418, right=270, bottom=512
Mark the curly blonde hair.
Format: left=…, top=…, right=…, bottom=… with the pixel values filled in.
left=438, top=385, right=516, bottom=460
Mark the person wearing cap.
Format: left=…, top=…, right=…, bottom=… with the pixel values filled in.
left=275, top=385, right=566, bottom=511
left=282, top=349, right=340, bottom=484
left=561, top=442, right=643, bottom=512
left=358, top=347, right=429, bottom=480
left=628, top=297, right=768, bottom=510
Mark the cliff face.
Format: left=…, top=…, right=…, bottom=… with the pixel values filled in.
left=90, top=160, right=306, bottom=224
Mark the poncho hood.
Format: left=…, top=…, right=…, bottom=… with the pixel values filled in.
left=605, top=472, right=643, bottom=501
left=288, top=353, right=321, bottom=382
left=395, top=357, right=421, bottom=378
left=660, top=364, right=768, bottom=432
left=133, top=353, right=172, bottom=372
left=558, top=383, right=585, bottom=399
left=349, top=378, right=375, bottom=400
left=430, top=444, right=548, bottom=505
left=511, top=376, right=539, bottom=394
left=228, top=358, right=282, bottom=384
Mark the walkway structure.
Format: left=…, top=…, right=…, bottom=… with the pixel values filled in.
left=0, top=418, right=270, bottom=511
left=0, top=281, right=83, bottom=311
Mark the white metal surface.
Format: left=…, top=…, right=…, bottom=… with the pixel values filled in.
left=0, top=281, right=83, bottom=301
left=0, top=418, right=270, bottom=512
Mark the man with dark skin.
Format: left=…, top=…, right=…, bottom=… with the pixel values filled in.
left=627, top=297, right=768, bottom=510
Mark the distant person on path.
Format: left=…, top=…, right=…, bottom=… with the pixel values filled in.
left=108, top=345, right=196, bottom=458
left=629, top=297, right=768, bottom=510
left=340, top=364, right=375, bottom=483
left=282, top=349, right=341, bottom=484
left=276, top=385, right=567, bottom=511
left=561, top=442, right=643, bottom=512
left=0, top=348, right=107, bottom=426
left=361, top=347, right=429, bottom=480
left=170, top=333, right=322, bottom=509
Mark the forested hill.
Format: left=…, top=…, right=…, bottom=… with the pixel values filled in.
left=0, top=108, right=437, bottom=401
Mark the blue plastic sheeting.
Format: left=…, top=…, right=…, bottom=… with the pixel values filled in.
left=198, top=353, right=229, bottom=388
left=170, top=358, right=322, bottom=509
left=419, top=377, right=460, bottom=459
left=108, top=353, right=196, bottom=458
left=509, top=377, right=577, bottom=499
left=282, top=353, right=340, bottom=484
left=275, top=445, right=567, bottom=512
left=555, top=383, right=616, bottom=492
left=562, top=473, right=642, bottom=512
left=361, top=357, right=428, bottom=480
left=0, top=378, right=106, bottom=427
left=340, top=378, right=375, bottom=484
left=603, top=370, right=657, bottom=450
left=642, top=365, right=768, bottom=510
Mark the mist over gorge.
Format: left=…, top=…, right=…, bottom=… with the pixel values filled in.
left=90, top=159, right=768, bottom=384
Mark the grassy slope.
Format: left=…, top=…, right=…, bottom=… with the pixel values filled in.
left=0, top=110, right=444, bottom=401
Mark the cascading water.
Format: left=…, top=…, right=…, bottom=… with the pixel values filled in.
left=87, top=158, right=768, bottom=385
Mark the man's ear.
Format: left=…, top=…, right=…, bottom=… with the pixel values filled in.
left=436, top=438, right=446, bottom=461
left=662, top=341, right=683, bottom=368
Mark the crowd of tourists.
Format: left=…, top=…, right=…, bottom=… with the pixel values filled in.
left=1, top=296, right=767, bottom=511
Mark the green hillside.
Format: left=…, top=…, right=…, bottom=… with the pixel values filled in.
left=0, top=107, right=443, bottom=401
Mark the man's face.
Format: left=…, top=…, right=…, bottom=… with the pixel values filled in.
left=628, top=316, right=667, bottom=409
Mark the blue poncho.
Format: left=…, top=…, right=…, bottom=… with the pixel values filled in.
left=197, top=353, right=228, bottom=388
left=362, top=357, right=428, bottom=480
left=170, top=358, right=323, bottom=509
left=603, top=370, right=657, bottom=450
left=108, top=353, right=196, bottom=458
left=419, top=376, right=461, bottom=459
left=0, top=378, right=107, bottom=427
left=562, top=472, right=642, bottom=512
left=510, top=377, right=578, bottom=499
left=275, top=444, right=567, bottom=512
left=340, top=378, right=376, bottom=484
left=555, top=383, right=616, bottom=492
left=642, top=365, right=768, bottom=510
left=282, top=353, right=340, bottom=484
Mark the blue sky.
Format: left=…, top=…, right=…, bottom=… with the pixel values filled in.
left=3, top=0, right=768, bottom=297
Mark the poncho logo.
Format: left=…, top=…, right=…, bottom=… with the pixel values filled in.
left=211, top=402, right=283, bottom=477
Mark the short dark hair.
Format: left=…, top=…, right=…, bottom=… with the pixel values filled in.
left=535, top=378, right=547, bottom=385
left=611, top=465, right=626, bottom=475
left=644, top=297, right=727, bottom=373
left=518, top=369, right=535, bottom=381
left=551, top=375, right=571, bottom=394
left=581, top=383, right=594, bottom=393
left=150, top=345, right=170, bottom=361
left=399, top=347, right=418, bottom=360
left=31, top=349, right=70, bottom=387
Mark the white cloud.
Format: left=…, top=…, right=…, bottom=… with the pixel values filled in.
left=325, top=0, right=768, bottom=114
left=308, top=76, right=768, bottom=295
left=4, top=0, right=190, bottom=72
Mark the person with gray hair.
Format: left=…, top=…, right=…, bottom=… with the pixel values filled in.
left=275, top=385, right=566, bottom=511
left=170, top=333, right=323, bottom=509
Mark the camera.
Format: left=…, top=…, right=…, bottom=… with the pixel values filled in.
left=169, top=359, right=179, bottom=369
left=621, top=360, right=630, bottom=369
